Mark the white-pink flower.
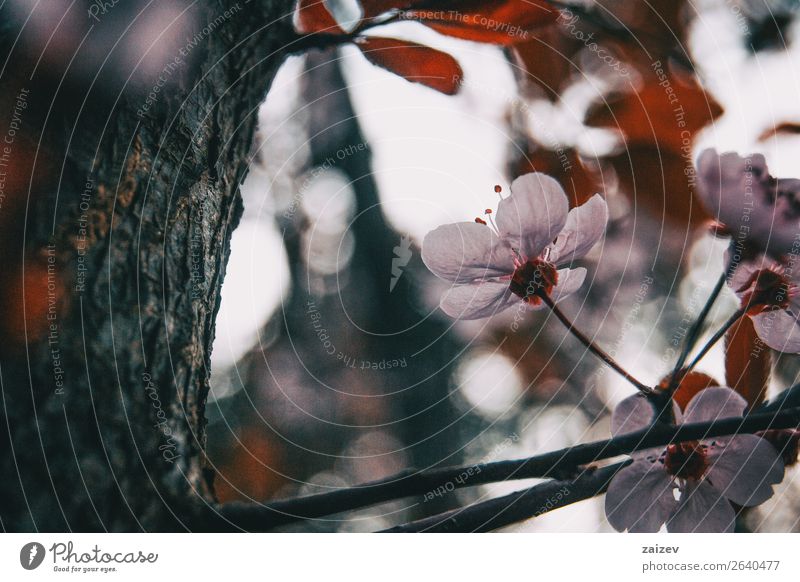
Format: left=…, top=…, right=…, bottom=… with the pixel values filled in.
left=696, top=149, right=800, bottom=255
left=728, top=252, right=800, bottom=353
left=605, top=387, right=784, bottom=533
left=421, top=173, right=608, bottom=319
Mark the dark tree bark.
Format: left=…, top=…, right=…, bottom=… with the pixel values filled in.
left=0, top=0, right=296, bottom=531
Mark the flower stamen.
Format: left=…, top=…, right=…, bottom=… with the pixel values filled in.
left=736, top=268, right=793, bottom=315
left=663, top=441, right=707, bottom=480
left=485, top=209, right=501, bottom=238
left=509, top=258, right=558, bottom=305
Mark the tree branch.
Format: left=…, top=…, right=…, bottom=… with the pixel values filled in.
left=207, top=403, right=800, bottom=531
left=381, top=462, right=626, bottom=533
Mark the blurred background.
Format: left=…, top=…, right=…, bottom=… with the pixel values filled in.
left=2, top=0, right=799, bottom=532
left=202, top=0, right=800, bottom=531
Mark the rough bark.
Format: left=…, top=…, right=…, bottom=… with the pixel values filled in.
left=0, top=0, right=296, bottom=531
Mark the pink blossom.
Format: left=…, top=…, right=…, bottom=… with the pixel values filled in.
left=696, top=149, right=800, bottom=255
left=421, top=173, right=608, bottom=319
left=728, top=252, right=800, bottom=352
left=605, top=387, right=784, bottom=533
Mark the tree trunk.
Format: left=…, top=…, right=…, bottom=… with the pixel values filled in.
left=0, top=0, right=295, bottom=531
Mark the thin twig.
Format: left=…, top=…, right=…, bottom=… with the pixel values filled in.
left=538, top=292, right=653, bottom=394
left=681, top=308, right=746, bottom=377
left=667, top=250, right=737, bottom=392
left=667, top=271, right=728, bottom=390
left=208, top=405, right=800, bottom=531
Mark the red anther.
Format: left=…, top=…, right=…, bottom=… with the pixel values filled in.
left=509, top=258, right=558, bottom=306
left=664, top=441, right=707, bottom=480
left=707, top=219, right=732, bottom=238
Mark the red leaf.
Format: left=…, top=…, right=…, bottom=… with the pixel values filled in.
left=296, top=0, right=344, bottom=34
left=357, top=36, right=463, bottom=95
left=407, top=0, right=557, bottom=45
left=725, top=316, right=771, bottom=408
left=609, top=148, right=711, bottom=226
left=586, top=76, right=723, bottom=154
left=510, top=24, right=581, bottom=100
left=663, top=372, right=719, bottom=412
left=212, top=429, right=286, bottom=503
left=515, top=148, right=602, bottom=208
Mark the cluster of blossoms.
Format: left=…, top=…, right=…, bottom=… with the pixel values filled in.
left=605, top=149, right=800, bottom=531
left=606, top=388, right=784, bottom=532
left=420, top=164, right=797, bottom=533
left=697, top=150, right=800, bottom=352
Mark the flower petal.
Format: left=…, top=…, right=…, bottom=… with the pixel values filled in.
left=696, top=149, right=762, bottom=222
left=422, top=222, right=514, bottom=284
left=696, top=149, right=763, bottom=234
left=752, top=309, right=800, bottom=353
left=495, top=173, right=568, bottom=259
left=439, top=280, right=516, bottom=320
left=549, top=267, right=587, bottom=303
left=549, top=194, right=608, bottom=265
left=697, top=149, right=800, bottom=255
left=667, top=480, right=735, bottom=533
left=612, top=393, right=657, bottom=436
left=605, top=460, right=677, bottom=532
left=706, top=434, right=785, bottom=506
left=683, top=387, right=747, bottom=424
